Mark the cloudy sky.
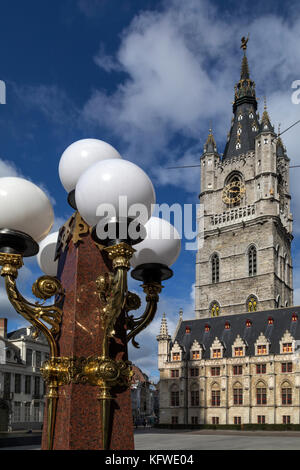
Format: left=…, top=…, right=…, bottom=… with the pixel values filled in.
left=0, top=0, right=300, bottom=381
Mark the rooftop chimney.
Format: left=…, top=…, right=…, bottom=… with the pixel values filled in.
left=0, top=318, right=7, bottom=339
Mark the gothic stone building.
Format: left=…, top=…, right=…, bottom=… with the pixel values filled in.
left=157, top=43, right=300, bottom=426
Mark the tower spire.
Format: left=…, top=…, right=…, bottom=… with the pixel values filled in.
left=203, top=126, right=218, bottom=154
left=260, top=96, right=274, bottom=133
left=223, top=36, right=259, bottom=160
left=240, top=35, right=250, bottom=80
left=157, top=313, right=170, bottom=340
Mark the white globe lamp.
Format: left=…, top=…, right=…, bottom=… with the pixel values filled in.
left=0, top=177, right=54, bottom=256
left=75, top=159, right=156, bottom=244
left=131, top=216, right=181, bottom=282
left=37, top=231, right=59, bottom=276
left=58, top=139, right=122, bottom=208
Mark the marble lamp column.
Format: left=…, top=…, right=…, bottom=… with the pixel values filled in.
left=41, top=213, right=134, bottom=450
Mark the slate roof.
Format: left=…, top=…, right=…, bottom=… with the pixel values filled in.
left=7, top=328, right=28, bottom=340
left=174, top=306, right=300, bottom=360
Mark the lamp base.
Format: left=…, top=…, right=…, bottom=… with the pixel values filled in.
left=131, top=263, right=173, bottom=283
left=91, top=217, right=146, bottom=247
left=0, top=228, right=39, bottom=257
left=67, top=190, right=77, bottom=210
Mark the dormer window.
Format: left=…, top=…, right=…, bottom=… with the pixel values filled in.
left=234, top=347, right=244, bottom=357
left=172, top=352, right=180, bottom=361
left=249, top=112, right=254, bottom=119
left=292, top=313, right=298, bottom=322
left=237, top=127, right=242, bottom=135
left=268, top=317, right=274, bottom=325
left=238, top=114, right=243, bottom=121
left=212, top=348, right=221, bottom=358
left=205, top=324, right=211, bottom=332
left=225, top=322, right=230, bottom=330
left=192, top=350, right=200, bottom=360
left=185, top=326, right=191, bottom=334
left=257, top=345, right=267, bottom=355
left=252, top=125, right=257, bottom=132
left=282, top=343, right=293, bottom=353
left=246, top=319, right=252, bottom=328
left=236, top=142, right=241, bottom=150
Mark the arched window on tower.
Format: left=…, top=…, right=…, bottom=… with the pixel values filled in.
left=211, top=254, right=220, bottom=283
left=247, top=295, right=258, bottom=312
left=248, top=245, right=257, bottom=277
left=210, top=301, right=220, bottom=317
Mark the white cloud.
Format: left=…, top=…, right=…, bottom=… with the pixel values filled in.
left=0, top=159, right=23, bottom=178
left=80, top=0, right=300, bottom=245
left=94, top=43, right=122, bottom=73
left=82, top=0, right=233, bottom=170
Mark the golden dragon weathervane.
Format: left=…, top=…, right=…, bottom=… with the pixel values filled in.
left=241, top=35, right=249, bottom=51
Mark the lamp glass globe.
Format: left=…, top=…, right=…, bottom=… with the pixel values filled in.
left=75, top=159, right=156, bottom=228
left=58, top=138, right=122, bottom=193
left=130, top=216, right=181, bottom=268
left=37, top=231, right=59, bottom=276
left=0, top=177, right=54, bottom=242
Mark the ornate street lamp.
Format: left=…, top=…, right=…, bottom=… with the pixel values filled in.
left=0, top=139, right=180, bottom=450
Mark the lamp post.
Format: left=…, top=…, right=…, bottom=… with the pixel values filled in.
left=0, top=139, right=180, bottom=450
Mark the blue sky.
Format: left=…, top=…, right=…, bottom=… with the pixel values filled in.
left=1, top=0, right=300, bottom=381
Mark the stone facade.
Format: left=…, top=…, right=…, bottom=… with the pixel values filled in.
left=0, top=319, right=49, bottom=431
left=157, top=42, right=298, bottom=427
left=157, top=309, right=300, bottom=426
left=195, top=52, right=292, bottom=319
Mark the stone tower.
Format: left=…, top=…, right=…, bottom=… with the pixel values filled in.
left=157, top=313, right=172, bottom=370
left=195, top=41, right=293, bottom=319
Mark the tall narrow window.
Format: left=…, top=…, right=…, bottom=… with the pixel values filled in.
left=233, top=386, right=243, bottom=405
left=248, top=246, right=257, bottom=276
left=211, top=389, right=221, bottom=407
left=191, top=390, right=199, bottom=406
left=212, top=254, right=220, bottom=283
left=171, top=391, right=179, bottom=407
left=282, top=386, right=292, bottom=405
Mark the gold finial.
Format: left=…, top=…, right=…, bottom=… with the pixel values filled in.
left=241, top=34, right=249, bottom=51
left=264, top=96, right=267, bottom=110
left=278, top=123, right=281, bottom=136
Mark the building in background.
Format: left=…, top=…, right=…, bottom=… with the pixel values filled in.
left=157, top=42, right=300, bottom=426
left=130, top=365, right=158, bottom=425
left=0, top=317, right=157, bottom=431
left=0, top=318, right=48, bottom=431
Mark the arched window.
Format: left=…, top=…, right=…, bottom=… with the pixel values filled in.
left=211, top=383, right=221, bottom=407
left=170, top=384, right=180, bottom=407
left=212, top=254, right=220, bottom=283
left=281, top=382, right=292, bottom=405
left=275, top=245, right=280, bottom=276
left=233, top=383, right=243, bottom=405
left=210, top=302, right=220, bottom=317
left=248, top=245, right=257, bottom=276
left=256, top=382, right=267, bottom=405
left=276, top=295, right=281, bottom=308
left=247, top=295, right=258, bottom=312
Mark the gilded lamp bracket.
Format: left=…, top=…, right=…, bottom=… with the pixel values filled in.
left=0, top=252, right=64, bottom=358
left=41, top=356, right=132, bottom=389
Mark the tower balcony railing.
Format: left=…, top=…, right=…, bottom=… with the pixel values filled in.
left=210, top=204, right=256, bottom=227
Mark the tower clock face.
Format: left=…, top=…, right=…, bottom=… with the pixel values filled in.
left=222, top=179, right=245, bottom=205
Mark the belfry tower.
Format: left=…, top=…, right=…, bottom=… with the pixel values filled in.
left=195, top=38, right=293, bottom=319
